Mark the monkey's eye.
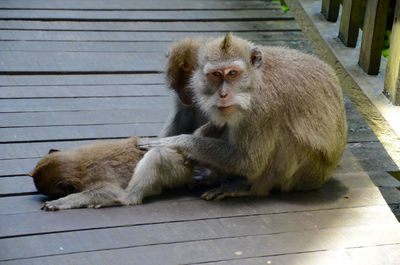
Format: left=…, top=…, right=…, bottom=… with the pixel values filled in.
left=212, top=71, right=222, bottom=77
left=228, top=70, right=238, bottom=76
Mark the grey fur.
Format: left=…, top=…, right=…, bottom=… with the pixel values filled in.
left=134, top=34, right=347, bottom=200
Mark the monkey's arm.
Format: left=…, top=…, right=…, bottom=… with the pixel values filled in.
left=142, top=134, right=248, bottom=176
left=159, top=96, right=196, bottom=137
left=42, top=183, right=126, bottom=211
left=193, top=121, right=226, bottom=138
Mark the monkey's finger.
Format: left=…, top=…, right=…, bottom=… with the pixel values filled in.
left=41, top=203, right=59, bottom=211
left=138, top=142, right=164, bottom=149
left=201, top=188, right=224, bottom=201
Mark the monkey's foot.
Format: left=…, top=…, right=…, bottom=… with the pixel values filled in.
left=42, top=198, right=76, bottom=211
left=201, top=180, right=251, bottom=201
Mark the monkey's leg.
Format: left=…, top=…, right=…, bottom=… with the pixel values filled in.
left=201, top=179, right=252, bottom=201
left=42, top=184, right=125, bottom=211
left=124, top=147, right=193, bottom=205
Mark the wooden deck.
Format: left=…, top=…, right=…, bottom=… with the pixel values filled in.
left=1, top=0, right=400, bottom=264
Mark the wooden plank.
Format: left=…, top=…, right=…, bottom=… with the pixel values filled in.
left=0, top=31, right=303, bottom=42
left=0, top=51, right=165, bottom=73
left=321, top=0, right=340, bottom=22
left=208, top=244, right=400, bottom=265
left=0, top=10, right=292, bottom=21
left=0, top=39, right=311, bottom=53
left=0, top=167, right=390, bottom=216
left=0, top=181, right=391, bottom=236
left=0, top=40, right=172, bottom=53
left=0, top=0, right=277, bottom=10
left=337, top=141, right=399, bottom=173
left=0, top=20, right=299, bottom=31
left=338, top=0, right=362, bottom=47
left=0, top=33, right=306, bottom=74
left=0, top=123, right=163, bottom=143
left=2, top=140, right=397, bottom=175
left=344, top=96, right=378, bottom=143
left=0, top=206, right=396, bottom=261
left=1, top=224, right=399, bottom=265
left=384, top=0, right=400, bottom=105
left=0, top=84, right=168, bottom=98
left=0, top=74, right=165, bottom=86
left=0, top=97, right=168, bottom=112
left=0, top=109, right=168, bottom=128
left=0, top=166, right=385, bottom=197
left=0, top=140, right=113, bottom=160
left=0, top=176, right=36, bottom=196
left=0, top=99, right=377, bottom=153
left=358, top=0, right=389, bottom=75
left=0, top=158, right=40, bottom=176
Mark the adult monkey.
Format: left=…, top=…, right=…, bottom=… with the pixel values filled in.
left=126, top=33, right=347, bottom=203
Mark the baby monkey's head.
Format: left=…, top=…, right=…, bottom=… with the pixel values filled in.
left=165, top=38, right=203, bottom=106
left=30, top=149, right=83, bottom=198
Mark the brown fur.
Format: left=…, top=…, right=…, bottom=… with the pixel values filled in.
left=31, top=137, right=145, bottom=199
left=165, top=38, right=202, bottom=105
left=32, top=136, right=194, bottom=210
left=160, top=37, right=208, bottom=137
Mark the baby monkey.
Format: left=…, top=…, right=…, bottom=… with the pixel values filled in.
left=31, top=38, right=214, bottom=210
left=160, top=37, right=208, bottom=137
left=31, top=137, right=193, bottom=211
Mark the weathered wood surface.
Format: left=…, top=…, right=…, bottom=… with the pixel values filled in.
left=338, top=0, right=362, bottom=47
left=321, top=0, right=340, bottom=22
left=358, top=0, right=389, bottom=75
left=384, top=0, right=400, bottom=105
left=0, top=0, right=280, bottom=10
left=1, top=0, right=399, bottom=264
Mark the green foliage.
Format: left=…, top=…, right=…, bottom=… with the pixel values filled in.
left=382, top=48, right=390, bottom=58
left=272, top=0, right=290, bottom=13
left=382, top=30, right=392, bottom=58
left=281, top=5, right=291, bottom=13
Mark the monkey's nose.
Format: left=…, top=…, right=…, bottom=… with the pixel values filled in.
left=219, top=92, right=228, bottom=98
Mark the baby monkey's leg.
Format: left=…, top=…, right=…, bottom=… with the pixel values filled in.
left=124, top=147, right=193, bottom=205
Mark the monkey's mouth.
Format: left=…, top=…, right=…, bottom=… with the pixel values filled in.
left=217, top=105, right=236, bottom=114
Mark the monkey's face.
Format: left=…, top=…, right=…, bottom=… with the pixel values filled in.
left=193, top=33, right=263, bottom=127
left=30, top=151, right=83, bottom=198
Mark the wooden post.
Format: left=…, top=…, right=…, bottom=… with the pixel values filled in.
left=358, top=0, right=389, bottom=75
left=338, top=0, right=362, bottom=47
left=384, top=0, right=400, bottom=105
left=321, top=0, right=340, bottom=22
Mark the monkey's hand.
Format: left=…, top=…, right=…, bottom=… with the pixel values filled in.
left=201, top=179, right=252, bottom=201
left=42, top=187, right=126, bottom=211
left=42, top=197, right=78, bottom=211
left=138, top=135, right=189, bottom=150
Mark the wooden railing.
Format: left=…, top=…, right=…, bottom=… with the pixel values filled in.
left=321, top=0, right=400, bottom=105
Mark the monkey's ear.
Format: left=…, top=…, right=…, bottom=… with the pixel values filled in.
left=48, top=149, right=60, bottom=154
left=250, top=47, right=263, bottom=68
left=55, top=179, right=82, bottom=194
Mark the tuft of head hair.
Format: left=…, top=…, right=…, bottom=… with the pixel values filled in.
left=220, top=32, right=233, bottom=53
left=199, top=33, right=255, bottom=66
